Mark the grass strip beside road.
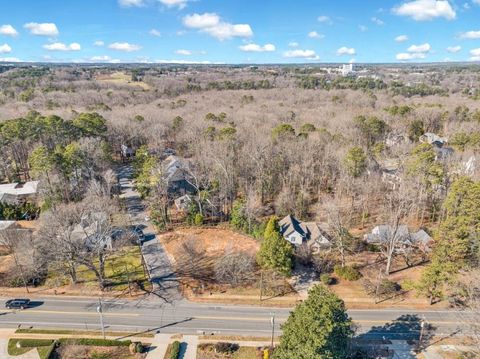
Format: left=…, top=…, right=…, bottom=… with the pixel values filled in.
left=16, top=328, right=155, bottom=338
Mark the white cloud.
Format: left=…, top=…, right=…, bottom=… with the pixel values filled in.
left=317, top=15, right=331, bottom=23
left=283, top=49, right=319, bottom=60
left=108, top=42, right=142, bottom=52
left=175, top=49, right=192, bottom=55
left=337, top=46, right=356, bottom=56
left=0, top=25, right=18, bottom=37
left=473, top=0, right=480, bottom=5
left=359, top=25, right=368, bottom=32
left=90, top=55, right=112, bottom=61
left=470, top=48, right=480, bottom=61
left=308, top=31, right=324, bottom=39
left=371, top=17, right=385, bottom=25
left=149, top=29, right=161, bottom=37
left=94, top=40, right=104, bottom=46
left=0, top=57, right=21, bottom=62
left=395, top=35, right=409, bottom=42
left=182, top=13, right=253, bottom=40
left=183, top=13, right=220, bottom=28
left=43, top=42, right=81, bottom=51
left=158, top=0, right=188, bottom=9
left=24, top=22, right=59, bottom=36
left=407, top=43, right=431, bottom=53
left=0, top=44, right=12, bottom=53
left=393, top=0, right=456, bottom=21
left=239, top=43, right=275, bottom=52
left=458, top=30, right=480, bottom=39
left=446, top=45, right=461, bottom=53
left=288, top=41, right=299, bottom=48
left=118, top=0, right=144, bottom=7
left=396, top=52, right=427, bottom=60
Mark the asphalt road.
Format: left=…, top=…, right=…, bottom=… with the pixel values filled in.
left=0, top=296, right=475, bottom=340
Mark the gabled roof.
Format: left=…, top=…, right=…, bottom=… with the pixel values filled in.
left=365, top=225, right=432, bottom=249
left=279, top=215, right=305, bottom=238
left=0, top=181, right=39, bottom=197
left=0, top=221, right=16, bottom=231
left=162, top=155, right=190, bottom=182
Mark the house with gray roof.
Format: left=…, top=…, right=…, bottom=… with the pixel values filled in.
left=0, top=181, right=39, bottom=205
left=161, top=156, right=195, bottom=195
left=364, top=224, right=433, bottom=253
left=279, top=215, right=332, bottom=253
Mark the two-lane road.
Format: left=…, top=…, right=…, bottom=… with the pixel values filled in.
left=0, top=296, right=474, bottom=340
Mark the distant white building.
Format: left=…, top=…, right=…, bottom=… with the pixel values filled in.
left=341, top=63, right=354, bottom=76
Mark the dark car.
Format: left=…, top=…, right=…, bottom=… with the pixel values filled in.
left=5, top=298, right=30, bottom=309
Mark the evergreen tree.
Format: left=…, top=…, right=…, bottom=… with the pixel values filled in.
left=257, top=217, right=293, bottom=276
left=274, top=285, right=353, bottom=359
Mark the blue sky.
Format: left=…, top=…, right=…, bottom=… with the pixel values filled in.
left=0, top=0, right=480, bottom=63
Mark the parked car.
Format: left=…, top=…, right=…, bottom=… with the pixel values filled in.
left=5, top=298, right=30, bottom=309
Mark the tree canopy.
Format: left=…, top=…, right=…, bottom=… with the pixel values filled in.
left=274, top=285, right=353, bottom=359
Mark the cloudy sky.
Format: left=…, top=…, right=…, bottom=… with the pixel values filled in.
left=0, top=0, right=480, bottom=63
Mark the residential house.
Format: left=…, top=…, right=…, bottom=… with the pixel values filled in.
left=71, top=212, right=113, bottom=251
left=419, top=133, right=447, bottom=148
left=162, top=155, right=195, bottom=195
left=0, top=181, right=39, bottom=205
left=364, top=224, right=433, bottom=254
left=279, top=215, right=332, bottom=253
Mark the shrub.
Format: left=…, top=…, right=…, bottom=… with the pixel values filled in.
left=334, top=265, right=362, bottom=281
left=135, top=341, right=144, bottom=353
left=194, top=213, right=204, bottom=226
left=320, top=273, right=333, bottom=285
left=214, top=342, right=239, bottom=353
left=170, top=341, right=181, bottom=359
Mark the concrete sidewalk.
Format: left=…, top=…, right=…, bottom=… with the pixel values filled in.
left=181, top=335, right=198, bottom=359
left=146, top=333, right=172, bottom=359
left=0, top=337, right=40, bottom=359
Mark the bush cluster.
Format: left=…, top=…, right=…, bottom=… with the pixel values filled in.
left=334, top=265, right=362, bottom=281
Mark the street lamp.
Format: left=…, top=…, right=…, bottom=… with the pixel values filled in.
left=97, top=298, right=106, bottom=339
left=270, top=313, right=275, bottom=349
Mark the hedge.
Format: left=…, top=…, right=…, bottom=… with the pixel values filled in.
left=58, top=338, right=132, bottom=346
left=15, top=339, right=54, bottom=347
left=170, top=340, right=181, bottom=359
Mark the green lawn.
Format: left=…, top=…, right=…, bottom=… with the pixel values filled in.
left=46, top=246, right=150, bottom=291
left=7, top=339, right=54, bottom=358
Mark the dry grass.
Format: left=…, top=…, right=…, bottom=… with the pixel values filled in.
left=160, top=228, right=259, bottom=259
left=96, top=71, right=150, bottom=90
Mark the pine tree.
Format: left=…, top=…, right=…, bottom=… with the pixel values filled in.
left=274, top=285, right=353, bottom=359
left=257, top=217, right=293, bottom=276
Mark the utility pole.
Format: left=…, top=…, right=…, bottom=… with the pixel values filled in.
left=259, top=271, right=263, bottom=301
left=374, top=266, right=383, bottom=304
left=418, top=316, right=425, bottom=350
left=270, top=312, right=275, bottom=348
left=97, top=298, right=105, bottom=339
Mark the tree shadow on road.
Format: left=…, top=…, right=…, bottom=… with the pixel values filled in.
left=354, top=314, right=437, bottom=353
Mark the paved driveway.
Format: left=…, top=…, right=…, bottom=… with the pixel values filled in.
left=0, top=339, right=40, bottom=359
left=117, top=165, right=180, bottom=303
